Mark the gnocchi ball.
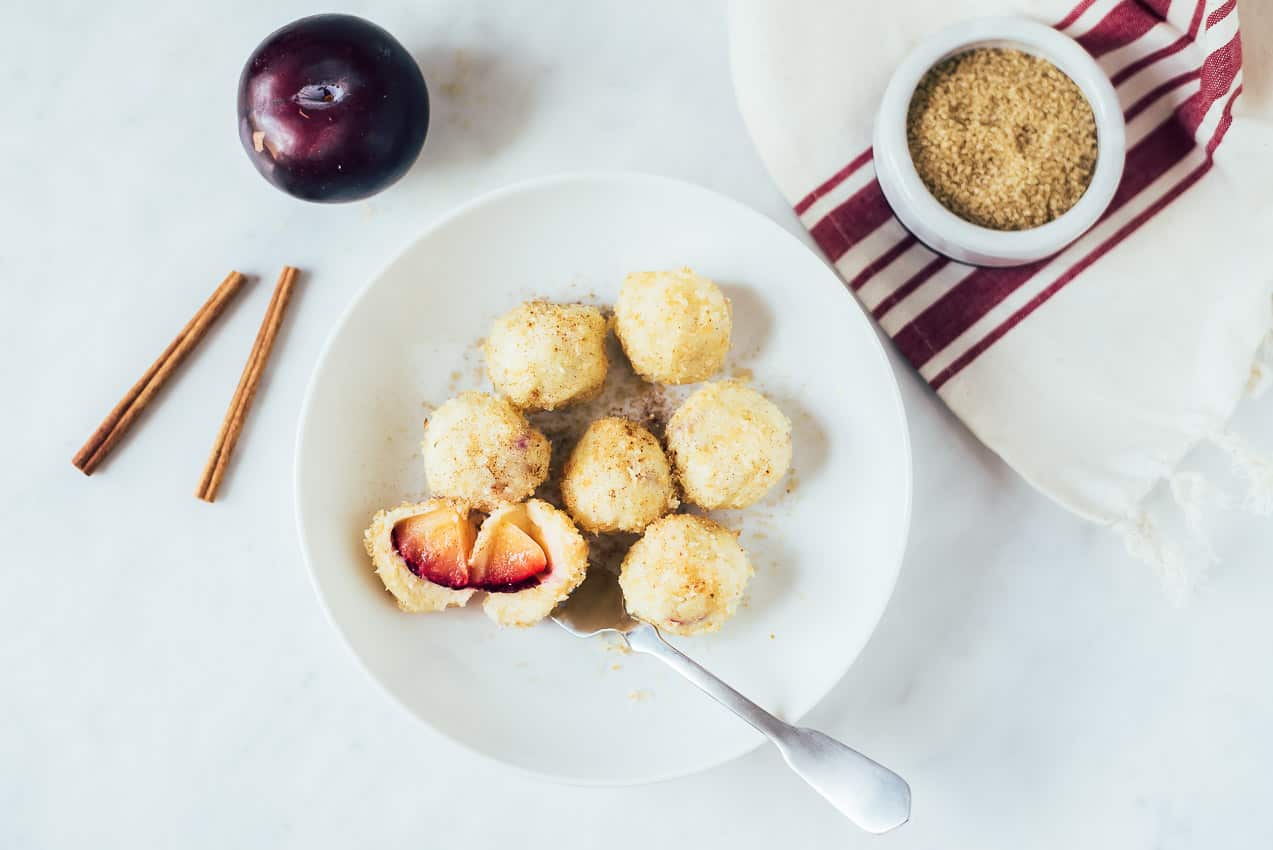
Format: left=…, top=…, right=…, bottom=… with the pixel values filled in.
left=560, top=417, right=678, bottom=533
left=619, top=514, right=753, bottom=636
left=423, top=391, right=550, bottom=511
left=666, top=381, right=792, bottom=510
left=484, top=301, right=609, bottom=410
left=613, top=267, right=731, bottom=384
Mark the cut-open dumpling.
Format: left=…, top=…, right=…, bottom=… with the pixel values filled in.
left=478, top=500, right=589, bottom=627
left=363, top=498, right=588, bottom=626
left=363, top=499, right=479, bottom=613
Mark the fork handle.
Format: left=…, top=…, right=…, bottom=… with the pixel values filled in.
left=624, top=624, right=911, bottom=834
left=625, top=624, right=790, bottom=737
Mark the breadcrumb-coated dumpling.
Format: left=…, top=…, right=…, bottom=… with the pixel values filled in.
left=560, top=417, right=678, bottom=533
left=479, top=500, right=590, bottom=627
left=666, top=381, right=791, bottom=510
left=485, top=301, right=609, bottom=410
left=363, top=498, right=588, bottom=626
left=619, top=514, right=753, bottom=636
left=423, top=391, right=550, bottom=511
left=363, top=499, right=478, bottom=613
left=613, top=267, right=731, bottom=385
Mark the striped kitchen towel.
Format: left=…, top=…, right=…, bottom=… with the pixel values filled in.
left=731, top=0, right=1273, bottom=593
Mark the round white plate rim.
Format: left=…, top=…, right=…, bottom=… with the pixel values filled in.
left=292, top=170, right=914, bottom=786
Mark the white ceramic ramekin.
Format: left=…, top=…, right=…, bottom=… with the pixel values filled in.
left=873, top=16, right=1126, bottom=267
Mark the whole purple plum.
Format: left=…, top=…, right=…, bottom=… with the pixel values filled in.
left=237, top=14, right=429, bottom=202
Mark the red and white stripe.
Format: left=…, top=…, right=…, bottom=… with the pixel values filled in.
left=795, top=151, right=875, bottom=227
left=870, top=48, right=1206, bottom=331
left=791, top=0, right=1243, bottom=390
left=926, top=85, right=1242, bottom=389
left=1056, top=0, right=1123, bottom=37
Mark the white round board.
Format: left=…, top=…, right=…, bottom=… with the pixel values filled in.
left=294, top=173, right=911, bottom=784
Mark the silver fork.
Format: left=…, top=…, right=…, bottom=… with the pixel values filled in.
left=551, top=569, right=912, bottom=834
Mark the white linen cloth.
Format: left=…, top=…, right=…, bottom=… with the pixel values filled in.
left=730, top=0, right=1272, bottom=590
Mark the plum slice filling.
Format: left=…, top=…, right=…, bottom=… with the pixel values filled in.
left=469, top=516, right=550, bottom=592
left=390, top=510, right=471, bottom=589
left=478, top=574, right=545, bottom=594
left=391, top=508, right=549, bottom=593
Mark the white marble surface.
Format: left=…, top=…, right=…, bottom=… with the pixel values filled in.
left=4, top=1, right=1271, bottom=847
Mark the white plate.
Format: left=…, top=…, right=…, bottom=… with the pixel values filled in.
left=294, top=173, right=911, bottom=785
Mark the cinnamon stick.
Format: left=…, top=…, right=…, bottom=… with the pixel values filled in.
left=193, top=273, right=284, bottom=496
left=73, top=271, right=247, bottom=475
left=195, top=266, right=299, bottom=502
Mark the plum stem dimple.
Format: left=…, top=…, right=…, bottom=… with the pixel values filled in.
left=293, top=83, right=346, bottom=108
